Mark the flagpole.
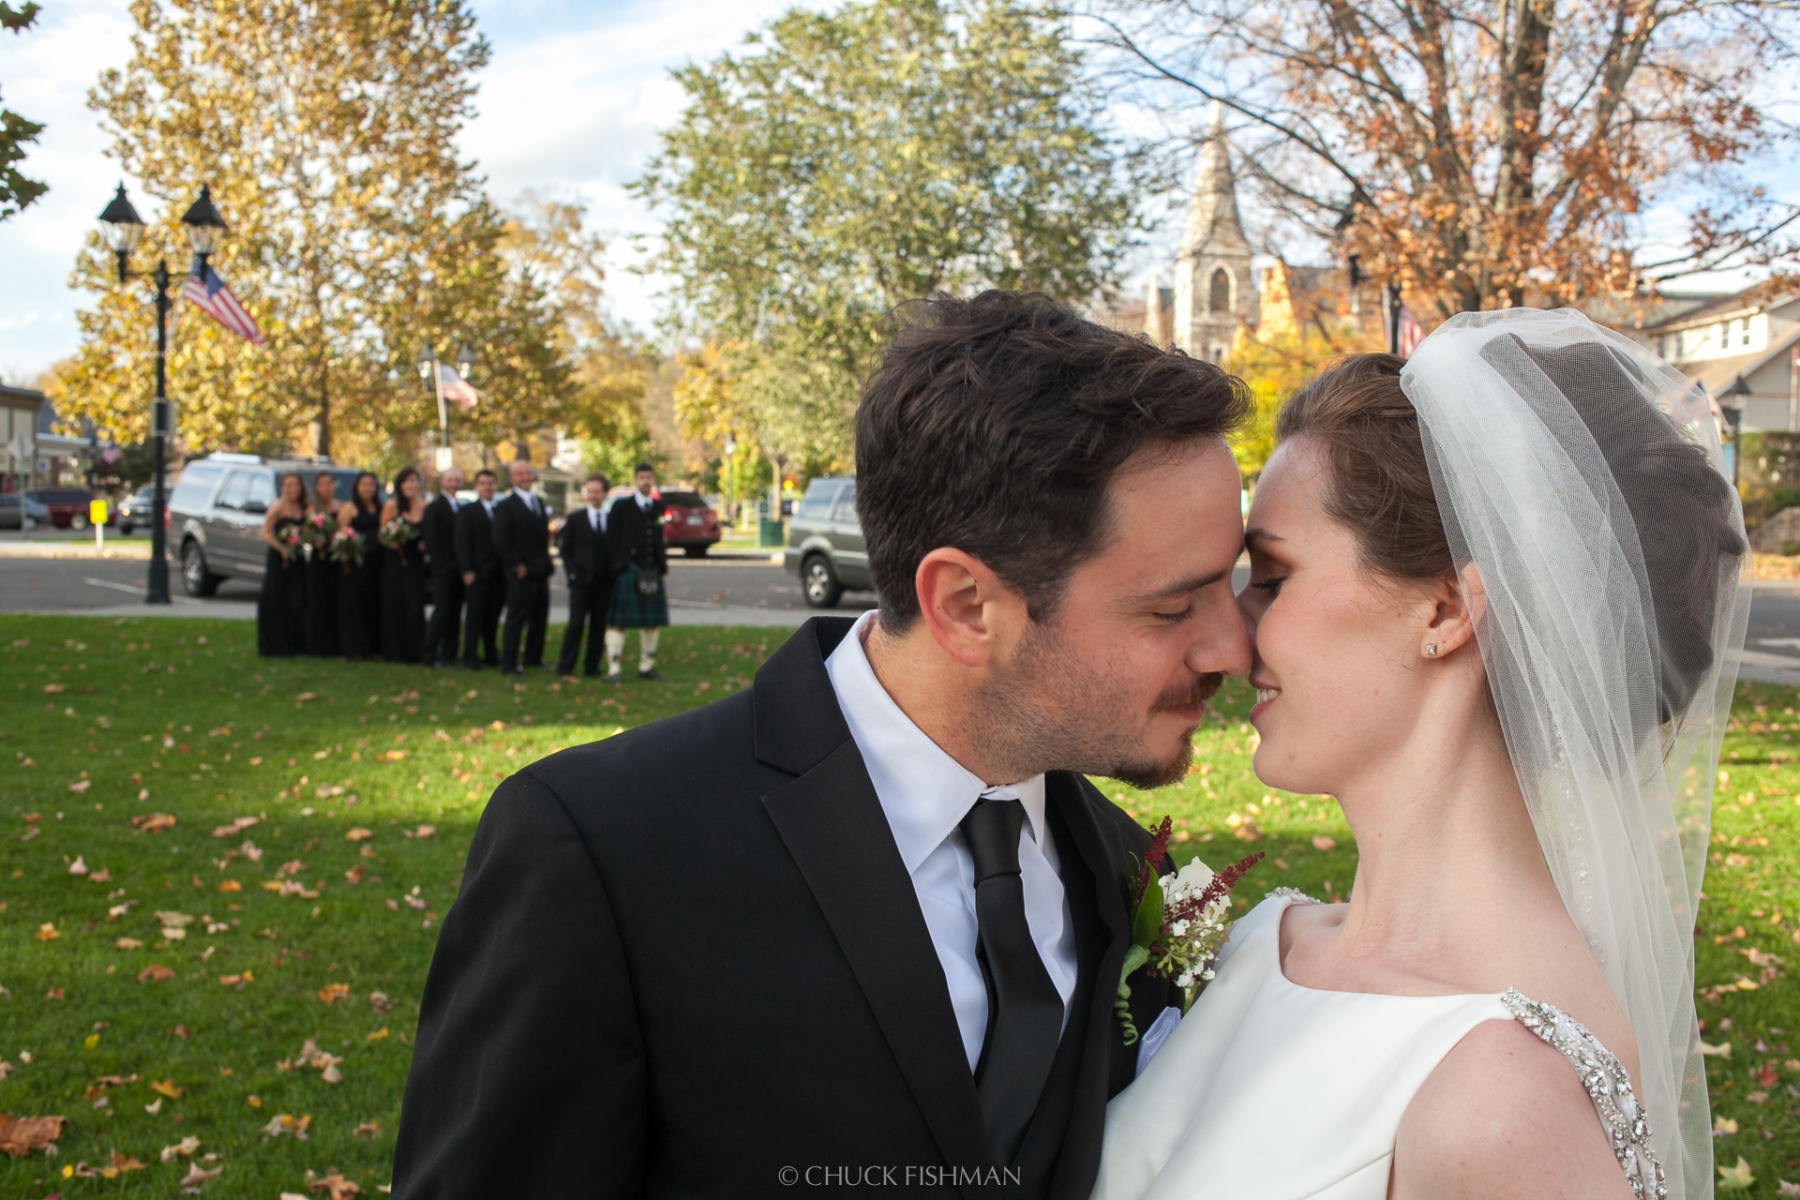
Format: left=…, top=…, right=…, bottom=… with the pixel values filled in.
left=433, top=362, right=450, bottom=451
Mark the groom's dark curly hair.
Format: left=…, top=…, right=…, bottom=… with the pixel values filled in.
left=855, top=290, right=1250, bottom=633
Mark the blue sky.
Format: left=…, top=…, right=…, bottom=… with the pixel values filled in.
left=0, top=1, right=1792, bottom=385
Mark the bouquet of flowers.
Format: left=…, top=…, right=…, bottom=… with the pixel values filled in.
left=1116, top=816, right=1263, bottom=1044
left=275, top=521, right=303, bottom=565
left=299, top=511, right=339, bottom=556
left=378, top=515, right=420, bottom=564
left=328, top=525, right=365, bottom=571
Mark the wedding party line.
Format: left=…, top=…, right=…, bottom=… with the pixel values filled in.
left=251, top=458, right=675, bottom=684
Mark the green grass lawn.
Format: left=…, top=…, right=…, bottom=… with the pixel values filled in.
left=1, top=615, right=1795, bottom=1196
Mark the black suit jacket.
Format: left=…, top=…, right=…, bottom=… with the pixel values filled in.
left=605, top=493, right=667, bottom=576
left=421, top=494, right=461, bottom=575
left=392, top=617, right=1173, bottom=1199
left=452, top=500, right=500, bottom=579
left=555, top=505, right=613, bottom=588
left=490, top=492, right=552, bottom=580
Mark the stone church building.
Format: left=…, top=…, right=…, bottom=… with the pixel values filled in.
left=1135, top=105, right=1380, bottom=359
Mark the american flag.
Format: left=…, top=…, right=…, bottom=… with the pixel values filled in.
left=180, top=264, right=264, bottom=346
left=1397, top=306, right=1425, bottom=357
left=438, top=362, right=479, bottom=407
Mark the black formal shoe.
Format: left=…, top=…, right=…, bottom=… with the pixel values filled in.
left=604, top=672, right=623, bottom=686
left=637, top=668, right=668, bottom=683
left=583, top=669, right=602, bottom=678
left=500, top=667, right=524, bottom=677
left=432, top=659, right=451, bottom=670
left=483, top=656, right=500, bottom=668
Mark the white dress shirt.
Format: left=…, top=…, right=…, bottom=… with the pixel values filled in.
left=824, top=609, right=1078, bottom=1070
left=587, top=505, right=604, bottom=533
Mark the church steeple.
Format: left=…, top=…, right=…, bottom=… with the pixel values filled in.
left=1171, top=100, right=1255, bottom=362
left=1180, top=102, right=1250, bottom=264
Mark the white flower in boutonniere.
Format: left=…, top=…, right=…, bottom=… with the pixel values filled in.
left=1115, top=816, right=1263, bottom=1044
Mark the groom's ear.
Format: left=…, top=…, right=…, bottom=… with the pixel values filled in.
left=915, top=547, right=1025, bottom=668
left=1421, top=563, right=1485, bottom=658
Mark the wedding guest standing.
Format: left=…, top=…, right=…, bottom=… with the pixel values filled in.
left=421, top=467, right=466, bottom=669
left=303, top=471, right=341, bottom=657
left=602, top=462, right=670, bottom=684
left=455, top=469, right=504, bottom=669
left=492, top=459, right=553, bottom=677
left=256, top=472, right=309, bottom=657
left=553, top=473, right=613, bottom=678
left=380, top=466, right=428, bottom=664
left=336, top=472, right=383, bottom=660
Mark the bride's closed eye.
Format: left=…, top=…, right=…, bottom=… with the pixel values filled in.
left=1248, top=577, right=1285, bottom=596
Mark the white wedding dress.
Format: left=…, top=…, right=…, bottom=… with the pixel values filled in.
left=1092, top=892, right=1661, bottom=1200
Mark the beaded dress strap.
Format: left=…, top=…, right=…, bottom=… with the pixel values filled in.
left=1500, top=989, right=1666, bottom=1199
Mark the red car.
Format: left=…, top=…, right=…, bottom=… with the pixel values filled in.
left=25, top=487, right=112, bottom=530
left=659, top=490, right=722, bottom=557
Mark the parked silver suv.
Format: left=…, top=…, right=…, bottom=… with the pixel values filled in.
left=783, top=476, right=872, bottom=608
left=169, top=453, right=371, bottom=596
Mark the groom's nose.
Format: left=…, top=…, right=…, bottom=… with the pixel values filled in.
left=1190, top=596, right=1252, bottom=679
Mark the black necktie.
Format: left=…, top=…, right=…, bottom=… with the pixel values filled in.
left=960, top=796, right=1062, bottom=1164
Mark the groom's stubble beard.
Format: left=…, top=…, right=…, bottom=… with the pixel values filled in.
left=971, top=617, right=1222, bottom=789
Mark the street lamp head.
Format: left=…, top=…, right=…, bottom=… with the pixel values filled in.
left=455, top=341, right=476, bottom=380
left=1722, top=374, right=1751, bottom=400
left=416, top=344, right=436, bottom=381
left=98, top=183, right=145, bottom=280
left=180, top=184, right=228, bottom=258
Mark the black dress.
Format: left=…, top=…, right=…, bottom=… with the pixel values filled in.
left=256, top=516, right=307, bottom=657
left=380, top=513, right=426, bottom=664
left=304, top=519, right=340, bottom=657
left=338, top=506, right=382, bottom=659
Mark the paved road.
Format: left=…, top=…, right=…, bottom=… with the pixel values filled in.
left=5, top=550, right=1798, bottom=683
left=0, top=549, right=849, bottom=626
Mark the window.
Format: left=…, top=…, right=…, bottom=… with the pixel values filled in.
left=246, top=473, right=275, bottom=507
left=794, top=480, right=844, bottom=519
left=217, top=471, right=251, bottom=510
left=169, top=463, right=221, bottom=511
left=1209, top=268, right=1232, bottom=313
left=830, top=480, right=857, bottom=523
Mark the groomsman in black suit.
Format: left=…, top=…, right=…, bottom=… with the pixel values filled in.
left=421, top=467, right=465, bottom=668
left=492, top=459, right=553, bottom=677
left=554, top=473, right=614, bottom=678
left=454, top=469, right=504, bottom=668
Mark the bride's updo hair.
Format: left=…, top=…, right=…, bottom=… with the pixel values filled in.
left=1278, top=346, right=1745, bottom=721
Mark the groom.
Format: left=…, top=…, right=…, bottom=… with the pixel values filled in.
left=391, top=291, right=1253, bottom=1198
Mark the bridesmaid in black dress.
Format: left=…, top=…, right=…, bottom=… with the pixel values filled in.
left=379, top=466, right=428, bottom=664
left=336, top=472, right=382, bottom=660
left=303, top=471, right=341, bottom=656
left=256, top=472, right=309, bottom=657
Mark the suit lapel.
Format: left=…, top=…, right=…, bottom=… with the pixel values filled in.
left=754, top=621, right=994, bottom=1190
left=1041, top=773, right=1134, bottom=1195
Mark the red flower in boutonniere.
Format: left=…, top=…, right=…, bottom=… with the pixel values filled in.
left=1116, top=816, right=1263, bottom=1044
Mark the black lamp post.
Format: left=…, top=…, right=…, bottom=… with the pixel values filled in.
left=1721, top=374, right=1750, bottom=492
left=98, top=181, right=230, bottom=605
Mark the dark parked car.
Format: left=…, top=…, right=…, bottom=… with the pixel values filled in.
left=782, top=476, right=870, bottom=608
left=168, top=454, right=373, bottom=596
left=660, top=490, right=721, bottom=557
left=0, top=492, right=52, bottom=530
left=116, top=484, right=165, bottom=535
left=25, top=486, right=111, bottom=530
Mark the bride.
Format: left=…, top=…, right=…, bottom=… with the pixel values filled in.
left=1094, top=309, right=1749, bottom=1200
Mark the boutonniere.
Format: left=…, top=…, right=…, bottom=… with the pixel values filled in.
left=1116, top=816, right=1263, bottom=1045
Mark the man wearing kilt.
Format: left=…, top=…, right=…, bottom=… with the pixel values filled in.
left=602, top=463, right=670, bottom=685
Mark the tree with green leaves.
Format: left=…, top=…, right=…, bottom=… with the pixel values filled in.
left=1224, top=315, right=1379, bottom=482
left=55, top=0, right=570, bottom=463
left=634, top=0, right=1143, bottom=468
left=0, top=1, right=46, bottom=221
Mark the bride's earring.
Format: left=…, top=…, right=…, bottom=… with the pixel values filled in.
left=1423, top=643, right=1439, bottom=658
